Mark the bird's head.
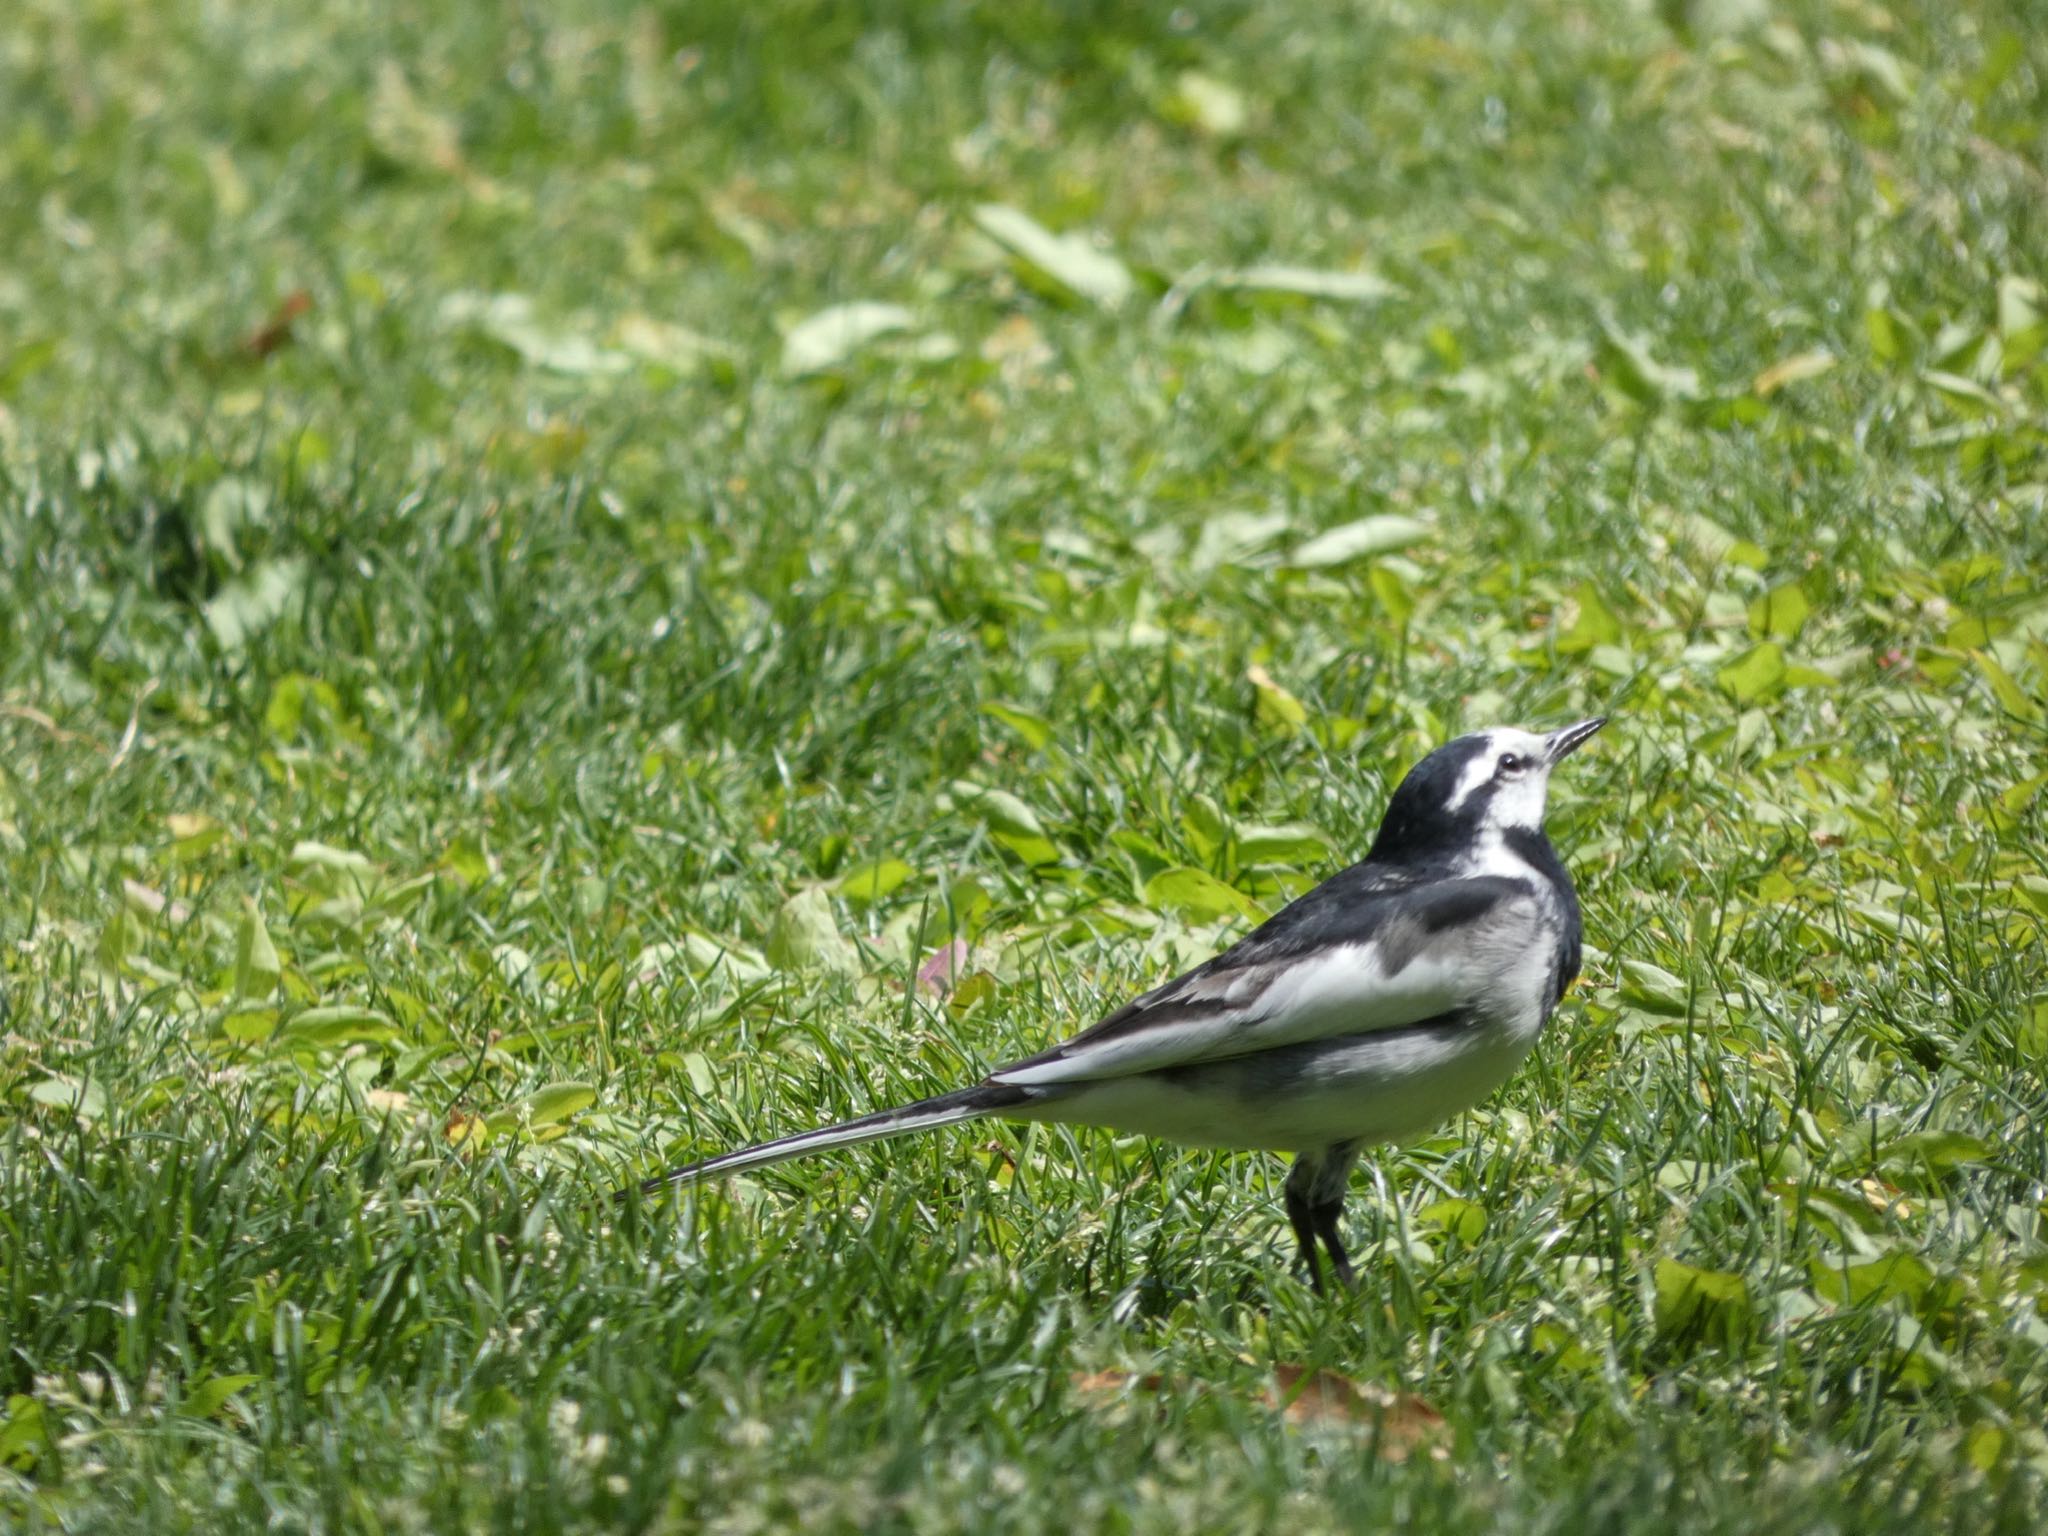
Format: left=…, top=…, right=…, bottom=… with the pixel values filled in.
left=1367, top=718, right=1606, bottom=866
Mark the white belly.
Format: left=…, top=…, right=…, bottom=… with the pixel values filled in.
left=1010, top=1015, right=1541, bottom=1152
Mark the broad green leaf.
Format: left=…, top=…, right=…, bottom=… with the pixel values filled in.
left=781, top=302, right=915, bottom=376
left=1369, top=564, right=1416, bottom=626
left=442, top=831, right=494, bottom=886
left=972, top=204, right=1133, bottom=308
left=1753, top=350, right=1836, bottom=397
left=947, top=781, right=1050, bottom=839
left=98, top=906, right=135, bottom=971
left=1247, top=665, right=1308, bottom=731
left=2018, top=996, right=2048, bottom=1059
left=1234, top=822, right=1333, bottom=865
left=837, top=859, right=915, bottom=903
left=1998, top=273, right=2043, bottom=339
left=441, top=291, right=629, bottom=376
left=526, top=1081, right=596, bottom=1127
left=1824, top=39, right=1913, bottom=105
left=1209, top=325, right=1294, bottom=375
left=1419, top=1198, right=1487, bottom=1243
left=222, top=1009, right=278, bottom=1043
left=279, top=1006, right=399, bottom=1047
left=0, top=1395, right=51, bottom=1470
left=946, top=879, right=992, bottom=937
left=368, top=61, right=466, bottom=177
left=677, top=1051, right=717, bottom=1096
left=1163, top=71, right=1248, bottom=137
left=613, top=314, right=733, bottom=373
left=264, top=672, right=343, bottom=740
left=199, top=477, right=270, bottom=567
left=1922, top=370, right=2003, bottom=415
left=2001, top=772, right=2048, bottom=818
left=204, top=559, right=305, bottom=651
left=1717, top=643, right=1786, bottom=703
left=1557, top=583, right=1623, bottom=654
left=667, top=932, right=772, bottom=985
left=1667, top=510, right=1741, bottom=563
left=1655, top=1160, right=1712, bottom=1195
left=179, top=1374, right=259, bottom=1420
left=1878, top=1129, right=1989, bottom=1179
left=0, top=338, right=58, bottom=402
left=1143, top=866, right=1264, bottom=923
left=1885, top=1313, right=1957, bottom=1388
left=29, top=1074, right=107, bottom=1119
left=948, top=971, right=998, bottom=1014
left=1192, top=509, right=1291, bottom=573
left=1286, top=515, right=1430, bottom=568
left=1998, top=274, right=2044, bottom=368
left=1620, top=959, right=1689, bottom=1016
left=1811, top=1252, right=1935, bottom=1309
left=233, top=899, right=282, bottom=1001
left=1972, top=650, right=2040, bottom=720
left=166, top=812, right=226, bottom=861
left=288, top=841, right=378, bottom=889
left=991, top=830, right=1062, bottom=868
left=492, top=943, right=536, bottom=991
left=1216, top=265, right=1396, bottom=304
left=1653, top=1259, right=1752, bottom=1341
left=1747, top=583, right=1810, bottom=640
left=1181, top=795, right=1228, bottom=861
left=982, top=701, right=1054, bottom=751
left=1597, top=320, right=1701, bottom=404
left=766, top=887, right=860, bottom=977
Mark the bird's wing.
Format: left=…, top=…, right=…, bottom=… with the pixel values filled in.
left=992, top=871, right=1539, bottom=1088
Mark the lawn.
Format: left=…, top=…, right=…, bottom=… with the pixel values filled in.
left=3, top=0, right=2046, bottom=1529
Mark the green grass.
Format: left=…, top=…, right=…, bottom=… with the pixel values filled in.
left=3, top=0, right=2046, bottom=1528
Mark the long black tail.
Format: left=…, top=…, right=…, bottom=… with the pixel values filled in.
left=633, top=1081, right=1034, bottom=1196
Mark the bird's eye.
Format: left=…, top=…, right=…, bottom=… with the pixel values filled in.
left=1497, top=752, right=1524, bottom=775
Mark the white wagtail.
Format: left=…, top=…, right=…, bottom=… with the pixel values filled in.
left=638, top=718, right=1606, bottom=1291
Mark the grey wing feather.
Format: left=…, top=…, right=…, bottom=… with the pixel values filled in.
left=993, top=874, right=1538, bottom=1088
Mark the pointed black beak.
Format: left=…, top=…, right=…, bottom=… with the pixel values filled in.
left=1543, top=716, right=1607, bottom=764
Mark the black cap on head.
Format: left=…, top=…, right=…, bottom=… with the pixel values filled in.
left=1365, top=734, right=1496, bottom=866
left=1366, top=720, right=1605, bottom=867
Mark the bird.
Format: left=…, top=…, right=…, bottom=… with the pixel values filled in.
left=635, top=717, right=1606, bottom=1292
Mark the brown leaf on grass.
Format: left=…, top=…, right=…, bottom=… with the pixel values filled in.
left=916, top=939, right=971, bottom=996
left=241, top=290, right=313, bottom=358
left=1267, top=1364, right=1447, bottom=1460
left=1068, top=1370, right=1172, bottom=1398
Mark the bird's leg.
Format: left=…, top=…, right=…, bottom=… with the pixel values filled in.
left=1310, top=1197, right=1354, bottom=1290
left=1305, top=1141, right=1364, bottom=1292
left=1283, top=1155, right=1325, bottom=1293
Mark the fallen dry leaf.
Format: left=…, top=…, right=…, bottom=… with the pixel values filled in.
left=916, top=939, right=971, bottom=996
left=1267, top=1364, right=1447, bottom=1461
left=241, top=289, right=313, bottom=358
left=1068, top=1370, right=1172, bottom=1397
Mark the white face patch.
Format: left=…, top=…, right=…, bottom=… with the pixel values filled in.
left=1481, top=767, right=1551, bottom=833
left=1442, top=728, right=1554, bottom=822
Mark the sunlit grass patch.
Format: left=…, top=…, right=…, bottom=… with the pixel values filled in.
left=2, top=0, right=2045, bottom=1528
